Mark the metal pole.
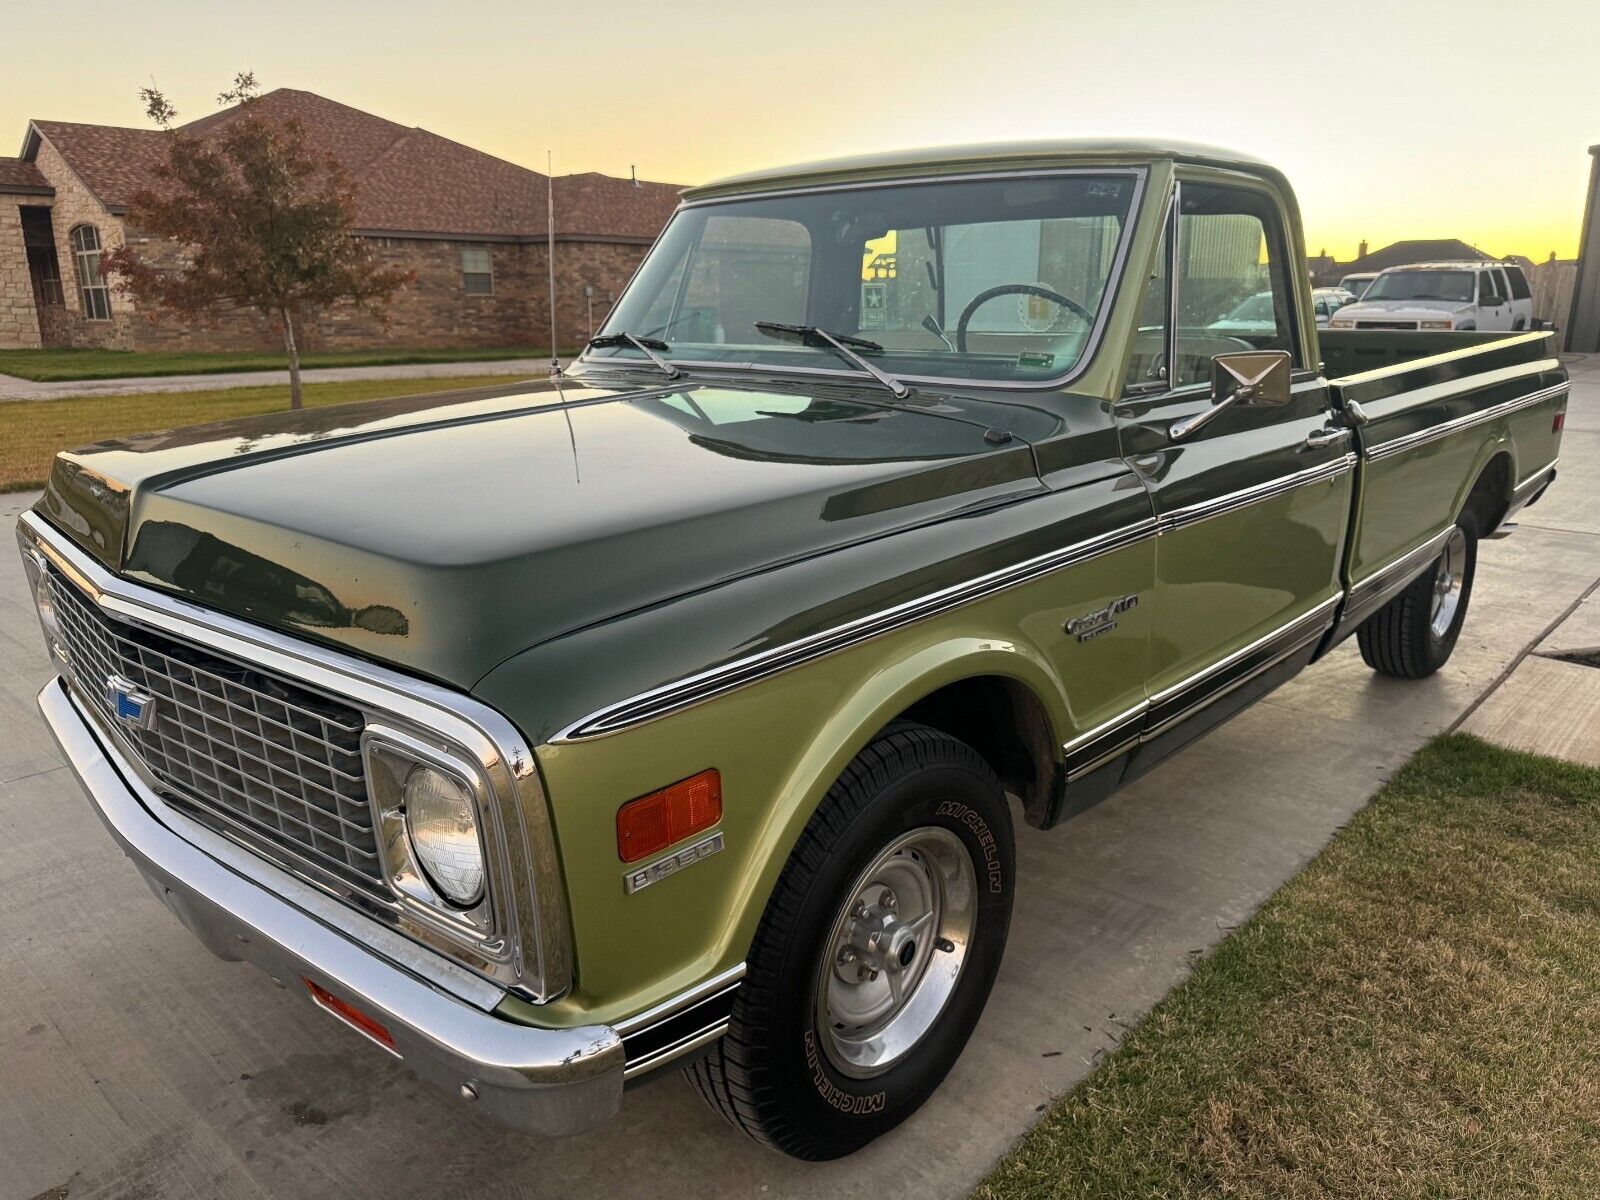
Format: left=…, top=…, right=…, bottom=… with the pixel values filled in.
left=547, top=150, right=559, bottom=373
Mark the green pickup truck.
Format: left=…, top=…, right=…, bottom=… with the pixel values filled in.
left=21, top=139, right=1567, bottom=1160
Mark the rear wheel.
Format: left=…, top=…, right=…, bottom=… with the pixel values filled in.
left=1357, top=513, right=1478, bottom=678
left=686, top=722, right=1014, bottom=1160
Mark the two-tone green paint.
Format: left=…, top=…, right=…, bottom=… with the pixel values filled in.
left=31, top=140, right=1567, bottom=1040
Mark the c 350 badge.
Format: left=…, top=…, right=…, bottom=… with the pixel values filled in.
left=1064, top=594, right=1139, bottom=643
left=624, top=831, right=725, bottom=894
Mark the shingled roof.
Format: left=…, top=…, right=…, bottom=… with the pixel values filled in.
left=1338, top=239, right=1494, bottom=275
left=0, top=155, right=52, bottom=194
left=21, top=89, right=681, bottom=242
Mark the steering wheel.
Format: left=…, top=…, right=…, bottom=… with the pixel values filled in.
left=954, top=283, right=1094, bottom=353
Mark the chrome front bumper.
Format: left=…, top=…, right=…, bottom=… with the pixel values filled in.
left=39, top=678, right=625, bottom=1136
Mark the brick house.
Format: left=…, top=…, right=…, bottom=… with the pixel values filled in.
left=0, top=89, right=682, bottom=353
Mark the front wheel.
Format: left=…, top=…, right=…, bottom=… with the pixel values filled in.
left=1357, top=513, right=1478, bottom=678
left=686, top=722, right=1015, bottom=1160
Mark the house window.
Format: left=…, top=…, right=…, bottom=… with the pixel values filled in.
left=28, top=248, right=64, bottom=307
left=22, top=208, right=63, bottom=307
left=70, top=225, right=112, bottom=320
left=462, top=247, right=493, bottom=294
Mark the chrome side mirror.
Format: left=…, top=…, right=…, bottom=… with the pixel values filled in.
left=1171, top=350, right=1292, bottom=440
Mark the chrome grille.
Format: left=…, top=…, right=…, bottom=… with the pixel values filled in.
left=45, top=567, right=383, bottom=893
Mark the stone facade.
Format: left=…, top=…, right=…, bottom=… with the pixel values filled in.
left=31, top=136, right=135, bottom=349
left=0, top=193, right=43, bottom=348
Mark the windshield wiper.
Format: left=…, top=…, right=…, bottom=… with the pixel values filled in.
left=587, top=332, right=682, bottom=379
left=753, top=321, right=910, bottom=399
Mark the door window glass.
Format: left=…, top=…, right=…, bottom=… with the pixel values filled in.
left=1504, top=266, right=1532, bottom=301
left=1122, top=214, right=1171, bottom=393
left=1173, top=184, right=1298, bottom=387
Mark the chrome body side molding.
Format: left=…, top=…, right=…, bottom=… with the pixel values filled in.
left=1488, top=458, right=1559, bottom=539
left=1157, top=454, right=1356, bottom=534
left=1142, top=594, right=1341, bottom=737
left=616, top=964, right=746, bottom=1080
left=1061, top=701, right=1147, bottom=783
left=1362, top=382, right=1568, bottom=462
left=1515, top=456, right=1560, bottom=495
left=1059, top=595, right=1342, bottom=793
left=1341, top=528, right=1455, bottom=628
left=563, top=454, right=1360, bottom=743
left=557, top=517, right=1159, bottom=741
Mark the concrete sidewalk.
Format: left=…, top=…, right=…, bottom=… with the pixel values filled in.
left=1462, top=582, right=1600, bottom=766
left=1, top=361, right=1596, bottom=1200
left=0, top=357, right=549, bottom=401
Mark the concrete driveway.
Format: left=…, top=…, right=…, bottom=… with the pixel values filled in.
left=3, top=361, right=1597, bottom=1200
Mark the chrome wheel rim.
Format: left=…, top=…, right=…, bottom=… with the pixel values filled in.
left=815, top=826, right=977, bottom=1079
left=1429, top=527, right=1468, bottom=639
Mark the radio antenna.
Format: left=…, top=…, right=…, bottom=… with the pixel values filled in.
left=547, top=150, right=559, bottom=374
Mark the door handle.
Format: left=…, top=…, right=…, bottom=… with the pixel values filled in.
left=1302, top=426, right=1352, bottom=451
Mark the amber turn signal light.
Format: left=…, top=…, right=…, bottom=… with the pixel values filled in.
left=617, top=769, right=722, bottom=863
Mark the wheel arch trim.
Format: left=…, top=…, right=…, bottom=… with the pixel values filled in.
left=700, top=640, right=1072, bottom=976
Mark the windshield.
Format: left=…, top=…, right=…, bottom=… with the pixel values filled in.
left=586, top=173, right=1140, bottom=385
left=1363, top=269, right=1476, bottom=303
left=1340, top=275, right=1373, bottom=298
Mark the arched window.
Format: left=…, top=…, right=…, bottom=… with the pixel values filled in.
left=70, top=225, right=112, bottom=321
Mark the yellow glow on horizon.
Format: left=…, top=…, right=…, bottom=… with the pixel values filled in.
left=4, top=0, right=1595, bottom=261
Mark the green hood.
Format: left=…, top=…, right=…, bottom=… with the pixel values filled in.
left=37, top=377, right=1046, bottom=688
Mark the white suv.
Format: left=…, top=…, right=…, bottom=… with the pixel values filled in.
left=1328, top=261, right=1534, bottom=332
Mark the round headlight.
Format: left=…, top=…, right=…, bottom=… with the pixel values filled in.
left=27, top=555, right=68, bottom=666
left=35, top=575, right=60, bottom=636
left=403, top=764, right=485, bottom=906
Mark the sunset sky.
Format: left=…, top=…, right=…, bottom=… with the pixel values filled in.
left=7, top=0, right=1598, bottom=261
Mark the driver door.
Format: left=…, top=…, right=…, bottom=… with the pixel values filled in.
left=1114, top=178, right=1354, bottom=765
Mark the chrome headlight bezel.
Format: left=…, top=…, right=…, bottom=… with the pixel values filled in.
left=364, top=726, right=494, bottom=932
left=20, top=546, right=71, bottom=671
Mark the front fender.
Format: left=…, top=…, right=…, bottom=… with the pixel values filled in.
left=484, top=625, right=1071, bottom=1031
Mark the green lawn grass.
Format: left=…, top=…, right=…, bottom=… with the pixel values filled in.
left=0, top=346, right=559, bottom=382
left=0, top=374, right=533, bottom=493
left=976, top=734, right=1600, bottom=1200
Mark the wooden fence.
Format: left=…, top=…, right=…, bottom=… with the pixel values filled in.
left=1526, top=261, right=1576, bottom=340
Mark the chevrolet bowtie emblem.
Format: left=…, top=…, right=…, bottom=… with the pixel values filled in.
left=105, top=674, right=158, bottom=731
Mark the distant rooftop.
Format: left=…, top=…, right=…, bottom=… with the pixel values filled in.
left=20, top=88, right=681, bottom=242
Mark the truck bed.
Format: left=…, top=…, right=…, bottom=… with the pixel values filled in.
left=1322, top=328, right=1566, bottom=644
left=1320, top=328, right=1551, bottom=385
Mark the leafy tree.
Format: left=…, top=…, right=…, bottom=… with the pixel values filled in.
left=104, top=73, right=411, bottom=409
